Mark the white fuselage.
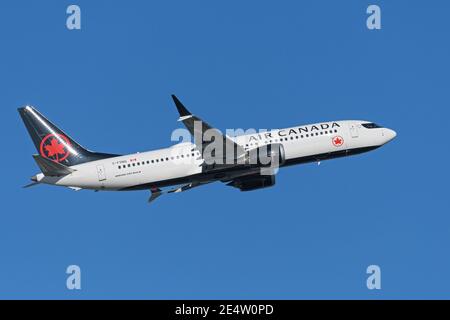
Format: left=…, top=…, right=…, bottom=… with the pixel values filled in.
left=35, top=120, right=396, bottom=191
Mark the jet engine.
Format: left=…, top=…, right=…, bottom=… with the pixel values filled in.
left=226, top=174, right=276, bottom=191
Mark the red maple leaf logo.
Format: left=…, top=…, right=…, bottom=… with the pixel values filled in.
left=40, top=134, right=71, bottom=162
left=332, top=136, right=344, bottom=147
left=44, top=138, right=67, bottom=161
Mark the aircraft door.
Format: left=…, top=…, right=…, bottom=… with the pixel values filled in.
left=349, top=123, right=359, bottom=138
left=96, top=165, right=107, bottom=181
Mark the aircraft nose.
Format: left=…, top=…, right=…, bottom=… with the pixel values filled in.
left=384, top=128, right=397, bottom=143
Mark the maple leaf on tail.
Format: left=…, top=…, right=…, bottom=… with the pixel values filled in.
left=44, top=138, right=67, bottom=161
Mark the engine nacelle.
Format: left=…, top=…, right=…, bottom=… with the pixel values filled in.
left=245, top=143, right=286, bottom=168
left=227, top=174, right=276, bottom=191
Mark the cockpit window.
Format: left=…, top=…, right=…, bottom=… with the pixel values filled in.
left=362, top=123, right=382, bottom=129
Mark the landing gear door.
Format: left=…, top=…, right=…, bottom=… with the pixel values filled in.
left=97, top=165, right=107, bottom=181
left=349, top=123, right=359, bottom=138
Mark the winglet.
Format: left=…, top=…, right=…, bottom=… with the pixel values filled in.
left=171, top=95, right=192, bottom=118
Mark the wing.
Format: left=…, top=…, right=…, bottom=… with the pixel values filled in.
left=171, top=95, right=246, bottom=164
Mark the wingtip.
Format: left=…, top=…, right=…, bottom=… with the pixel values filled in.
left=171, top=94, right=180, bottom=105
left=171, top=94, right=191, bottom=117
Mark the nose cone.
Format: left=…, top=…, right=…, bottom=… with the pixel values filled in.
left=384, top=128, right=397, bottom=143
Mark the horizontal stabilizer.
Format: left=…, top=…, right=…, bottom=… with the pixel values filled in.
left=32, top=154, right=75, bottom=177
left=148, top=188, right=163, bottom=203
left=148, top=181, right=213, bottom=204
left=23, top=181, right=40, bottom=188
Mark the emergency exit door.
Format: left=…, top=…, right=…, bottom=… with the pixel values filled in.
left=349, top=124, right=359, bottom=138
left=97, top=165, right=106, bottom=181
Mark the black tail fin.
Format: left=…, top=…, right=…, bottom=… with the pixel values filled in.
left=18, top=106, right=118, bottom=166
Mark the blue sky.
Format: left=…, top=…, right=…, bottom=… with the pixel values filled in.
left=0, top=0, right=449, bottom=299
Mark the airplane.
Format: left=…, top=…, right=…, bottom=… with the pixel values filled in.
left=18, top=95, right=396, bottom=203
